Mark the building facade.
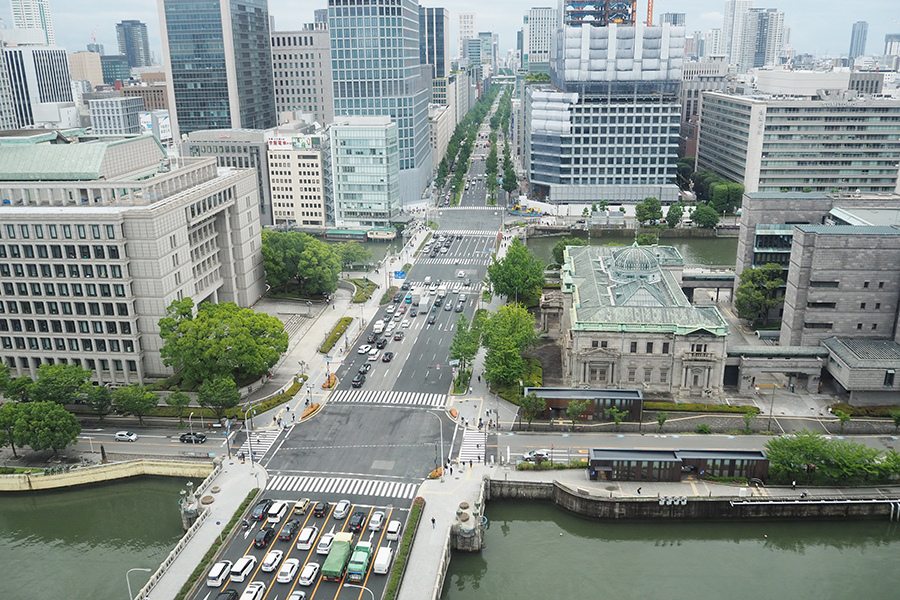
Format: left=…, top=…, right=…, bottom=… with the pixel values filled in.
left=270, top=23, right=334, bottom=126
left=159, top=0, right=277, bottom=137
left=123, top=83, right=170, bottom=111
left=660, top=13, right=686, bottom=27
left=10, top=0, right=54, bottom=45
left=429, top=103, right=451, bottom=171
left=2, top=44, right=75, bottom=128
left=116, top=20, right=153, bottom=68
left=419, top=7, right=450, bottom=79
left=89, top=97, right=144, bottom=135
left=734, top=8, right=785, bottom=73
left=100, top=54, right=131, bottom=85
left=68, top=51, right=104, bottom=90
left=722, top=0, right=752, bottom=64
left=458, top=13, right=476, bottom=59
left=329, top=116, right=400, bottom=229
left=522, top=7, right=557, bottom=74
left=0, top=132, right=266, bottom=384
left=0, top=50, right=16, bottom=131
left=328, top=0, right=432, bottom=207
left=885, top=34, right=900, bottom=57
left=266, top=130, right=330, bottom=227
left=698, top=92, right=900, bottom=194
left=849, top=21, right=868, bottom=60
left=679, top=57, right=731, bottom=157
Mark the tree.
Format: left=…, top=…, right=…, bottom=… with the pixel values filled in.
left=890, top=409, right=900, bottom=432
left=166, top=387, right=192, bottom=424
left=742, top=411, right=755, bottom=434
left=29, top=363, right=93, bottom=404
left=691, top=203, right=720, bottom=228
left=158, top=298, right=289, bottom=386
left=261, top=230, right=341, bottom=296
left=0, top=362, right=9, bottom=398
left=6, top=375, right=33, bottom=402
left=567, top=399, right=590, bottom=429
left=605, top=407, right=628, bottom=431
left=86, top=385, right=114, bottom=423
left=0, top=402, right=21, bottom=457
left=551, top=236, right=587, bottom=265
left=675, top=157, right=695, bottom=190
left=636, top=232, right=658, bottom=246
left=764, top=429, right=886, bottom=485
left=711, top=182, right=744, bottom=214
left=656, top=411, right=668, bottom=433
left=666, top=203, right=684, bottom=227
left=634, top=197, right=663, bottom=225
left=582, top=207, right=590, bottom=217
left=198, top=377, right=241, bottom=422
left=483, top=335, right=526, bottom=385
left=520, top=393, right=546, bottom=429
left=734, top=263, right=784, bottom=325
left=487, top=238, right=545, bottom=305
left=113, top=384, right=159, bottom=426
left=834, top=410, right=851, bottom=434
left=449, top=315, right=480, bottom=373
left=335, top=242, right=372, bottom=271
left=14, top=401, right=81, bottom=455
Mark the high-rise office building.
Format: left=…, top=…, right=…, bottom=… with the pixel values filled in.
left=89, top=97, right=144, bottom=135
left=2, top=44, right=75, bottom=128
left=116, top=20, right=153, bottom=68
left=328, top=0, right=432, bottom=207
left=271, top=23, right=334, bottom=125
left=661, top=13, right=686, bottom=27
left=522, top=7, right=557, bottom=74
left=419, top=7, right=450, bottom=79
left=10, top=0, right=54, bottom=45
left=0, top=50, right=17, bottom=131
left=68, top=51, right=104, bottom=90
left=885, top=34, right=900, bottom=56
left=458, top=13, right=476, bottom=59
left=734, top=7, right=785, bottom=73
left=849, top=21, right=868, bottom=60
left=87, top=43, right=104, bottom=55
left=266, top=127, right=330, bottom=227
left=159, top=0, right=277, bottom=137
left=314, top=8, right=328, bottom=23
left=722, top=0, right=752, bottom=64
left=478, top=31, right=496, bottom=72
left=100, top=54, right=131, bottom=85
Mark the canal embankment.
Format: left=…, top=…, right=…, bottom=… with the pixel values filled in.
left=0, top=458, right=216, bottom=492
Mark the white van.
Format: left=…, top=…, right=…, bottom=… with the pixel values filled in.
left=206, top=560, right=232, bottom=587
left=266, top=501, right=288, bottom=524
left=230, top=555, right=257, bottom=583
left=424, top=276, right=432, bottom=285
left=385, top=520, right=402, bottom=541
left=372, top=546, right=394, bottom=574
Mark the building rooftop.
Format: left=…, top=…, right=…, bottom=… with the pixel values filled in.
left=726, top=346, right=829, bottom=358
left=822, top=337, right=900, bottom=368
left=828, top=207, right=900, bottom=228
left=793, top=225, right=900, bottom=236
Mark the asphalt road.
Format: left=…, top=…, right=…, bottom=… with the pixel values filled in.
left=76, top=425, right=230, bottom=458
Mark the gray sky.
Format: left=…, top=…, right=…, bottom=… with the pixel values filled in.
left=0, top=1, right=897, bottom=63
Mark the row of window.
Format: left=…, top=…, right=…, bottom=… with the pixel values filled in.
left=0, top=263, right=124, bottom=279
left=0, top=319, right=132, bottom=335
left=0, top=244, right=121, bottom=260
left=2, top=337, right=136, bottom=353
left=1, top=282, right=127, bottom=298
left=5, top=356, right=137, bottom=373
left=810, top=280, right=887, bottom=289
left=1, top=223, right=117, bottom=241
left=0, top=300, right=130, bottom=316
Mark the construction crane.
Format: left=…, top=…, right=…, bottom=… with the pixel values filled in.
left=647, top=0, right=653, bottom=26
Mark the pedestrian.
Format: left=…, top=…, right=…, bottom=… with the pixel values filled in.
left=478, top=375, right=481, bottom=383
left=431, top=517, right=436, bottom=528
left=469, top=459, right=473, bottom=469
left=637, top=487, right=642, bottom=496
left=791, top=480, right=796, bottom=490
left=802, top=490, right=809, bottom=499
left=449, top=466, right=453, bottom=475
left=488, top=419, right=493, bottom=429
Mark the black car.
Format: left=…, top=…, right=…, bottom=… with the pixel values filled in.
left=410, top=307, right=418, bottom=317
left=376, top=338, right=388, bottom=349
left=313, top=501, right=327, bottom=517
left=366, top=334, right=378, bottom=344
left=430, top=252, right=437, bottom=258
left=179, top=432, right=207, bottom=444
left=254, top=527, right=275, bottom=548
left=455, top=303, right=465, bottom=312
left=401, top=282, right=411, bottom=290
left=214, top=590, right=239, bottom=600
left=427, top=314, right=437, bottom=325
left=278, top=519, right=301, bottom=541
left=250, top=498, right=274, bottom=521
left=382, top=351, right=394, bottom=362
left=393, top=292, right=403, bottom=303
left=393, top=331, right=404, bottom=341
left=434, top=297, right=442, bottom=307
left=348, top=511, right=366, bottom=532
left=358, top=363, right=371, bottom=374
left=351, top=373, right=366, bottom=388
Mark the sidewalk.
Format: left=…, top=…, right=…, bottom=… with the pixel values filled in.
left=143, top=458, right=267, bottom=600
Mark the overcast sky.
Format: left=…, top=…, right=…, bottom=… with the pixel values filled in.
left=0, top=1, right=897, bottom=63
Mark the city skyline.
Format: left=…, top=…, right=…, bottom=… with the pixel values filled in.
left=0, top=1, right=896, bottom=65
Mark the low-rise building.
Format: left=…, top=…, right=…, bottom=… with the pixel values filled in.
left=266, top=129, right=330, bottom=227
left=89, top=96, right=144, bottom=135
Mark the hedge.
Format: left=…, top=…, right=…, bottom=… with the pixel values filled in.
left=831, top=402, right=900, bottom=418
left=491, top=358, right=542, bottom=405
left=383, top=496, right=425, bottom=600
left=516, top=459, right=586, bottom=470
left=349, top=279, right=378, bottom=303
left=380, top=285, right=398, bottom=305
left=319, top=317, right=353, bottom=353
left=644, top=401, right=760, bottom=415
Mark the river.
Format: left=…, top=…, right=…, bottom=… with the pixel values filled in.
left=441, top=501, right=900, bottom=600
left=527, top=233, right=739, bottom=267
left=0, top=476, right=198, bottom=600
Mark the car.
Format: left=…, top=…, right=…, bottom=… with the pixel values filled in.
left=368, top=511, right=385, bottom=531
left=382, top=352, right=394, bottom=362
left=333, top=499, right=351, bottom=519
left=351, top=373, right=365, bottom=388
left=393, top=292, right=403, bottom=303
left=455, top=303, right=464, bottom=313
left=393, top=313, right=402, bottom=322
left=298, top=562, right=320, bottom=586
left=312, top=501, right=327, bottom=517
left=179, top=432, right=207, bottom=444
left=385, top=305, right=396, bottom=314
left=254, top=527, right=276, bottom=548
left=276, top=558, right=300, bottom=583
left=287, top=592, right=307, bottom=600
left=576, top=219, right=586, bottom=224
left=522, top=449, right=552, bottom=462
left=296, top=525, right=319, bottom=550
left=294, top=498, right=311, bottom=515
left=261, top=549, right=284, bottom=572
left=316, top=533, right=334, bottom=555
left=428, top=314, right=437, bottom=325
left=376, top=338, right=388, bottom=349
left=250, top=498, right=275, bottom=521
left=459, top=293, right=468, bottom=302
left=358, top=363, right=371, bottom=374
left=401, top=282, right=411, bottom=290
left=114, top=431, right=138, bottom=442
left=436, top=279, right=443, bottom=286
left=213, top=590, right=239, bottom=600
left=430, top=252, right=437, bottom=258
left=357, top=344, right=371, bottom=354
left=386, top=321, right=396, bottom=332
left=410, top=307, right=418, bottom=317
left=457, top=270, right=465, bottom=278
left=397, top=305, right=407, bottom=314
left=386, top=519, right=403, bottom=541
left=393, top=331, right=404, bottom=341
left=464, top=278, right=471, bottom=286
left=348, top=511, right=367, bottom=532
left=278, top=519, right=301, bottom=541
left=402, top=319, right=410, bottom=328
left=368, top=348, right=379, bottom=361
left=366, top=334, right=378, bottom=344
left=240, top=582, right=266, bottom=600
left=206, top=560, right=233, bottom=587
left=434, top=297, right=442, bottom=307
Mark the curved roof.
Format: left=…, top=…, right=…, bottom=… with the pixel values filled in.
left=611, top=242, right=659, bottom=273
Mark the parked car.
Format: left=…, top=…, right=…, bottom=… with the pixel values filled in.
left=250, top=499, right=274, bottom=520
left=179, top=432, right=207, bottom=444
left=348, top=511, right=367, bottom=532
left=254, top=527, right=276, bottom=548
left=114, top=431, right=138, bottom=442
left=298, top=562, right=320, bottom=586
left=312, top=501, right=327, bottom=517
left=278, top=519, right=301, bottom=541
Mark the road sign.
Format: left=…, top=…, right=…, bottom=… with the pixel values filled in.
left=394, top=271, right=406, bottom=280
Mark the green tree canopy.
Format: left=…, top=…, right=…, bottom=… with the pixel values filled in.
left=567, top=399, right=590, bottom=427
left=0, top=362, right=9, bottom=397
left=551, top=236, right=587, bottom=265
left=691, top=203, right=721, bottom=228
left=86, top=385, right=114, bottom=422
left=734, top=263, right=784, bottom=325
left=520, top=393, right=546, bottom=428
left=765, top=429, right=891, bottom=485
left=0, top=402, right=21, bottom=457
left=198, top=376, right=241, bottom=421
left=665, top=203, right=684, bottom=227
left=481, top=304, right=539, bottom=385
left=449, top=315, right=480, bottom=373
left=487, top=238, right=545, bottom=305
left=634, top=197, right=663, bottom=225
left=166, top=388, right=192, bottom=424
left=158, top=298, right=289, bottom=386
left=14, top=401, right=81, bottom=454
left=6, top=375, right=33, bottom=402
left=113, top=384, right=159, bottom=426
left=261, top=230, right=342, bottom=296
left=335, top=242, right=372, bottom=270
left=29, top=363, right=93, bottom=404
left=711, top=182, right=745, bottom=214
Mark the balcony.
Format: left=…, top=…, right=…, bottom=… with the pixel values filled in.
left=682, top=351, right=717, bottom=361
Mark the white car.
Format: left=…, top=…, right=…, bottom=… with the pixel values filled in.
left=240, top=582, right=266, bottom=600
left=385, top=322, right=396, bottom=332
left=316, top=533, right=335, bottom=555
left=401, top=319, right=410, bottom=328
left=288, top=592, right=307, bottom=600
left=296, top=525, right=319, bottom=551
left=385, top=305, right=396, bottom=314
left=298, top=562, right=320, bottom=586
left=276, top=558, right=300, bottom=584
left=260, top=549, right=284, bottom=572
left=114, top=431, right=138, bottom=442
left=333, top=499, right=351, bottom=519
left=368, top=511, right=385, bottom=531
left=522, top=449, right=552, bottom=462
left=457, top=270, right=465, bottom=278
left=357, top=344, right=371, bottom=354
left=368, top=348, right=379, bottom=361
left=385, top=519, right=402, bottom=541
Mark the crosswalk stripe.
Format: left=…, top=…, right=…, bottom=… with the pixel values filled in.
left=267, top=475, right=419, bottom=500
left=329, top=388, right=447, bottom=408
left=457, top=429, right=488, bottom=462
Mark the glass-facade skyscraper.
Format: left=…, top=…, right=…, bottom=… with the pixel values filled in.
left=419, top=7, right=449, bottom=79
left=160, top=0, right=276, bottom=137
left=116, top=20, right=152, bottom=68
left=328, top=0, right=432, bottom=207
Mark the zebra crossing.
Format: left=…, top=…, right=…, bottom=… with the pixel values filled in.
left=328, top=388, right=446, bottom=408
left=267, top=475, right=419, bottom=500
left=403, top=281, right=482, bottom=294
left=435, top=229, right=499, bottom=236
left=417, top=257, right=490, bottom=266
left=437, top=206, right=499, bottom=212
left=236, top=429, right=282, bottom=460
left=456, top=428, right=487, bottom=463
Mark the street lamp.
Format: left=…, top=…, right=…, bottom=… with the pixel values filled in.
left=126, top=567, right=151, bottom=600
left=426, top=410, right=446, bottom=479
left=343, top=584, right=375, bottom=600
left=188, top=412, right=194, bottom=436
left=241, top=402, right=263, bottom=467
left=767, top=379, right=777, bottom=433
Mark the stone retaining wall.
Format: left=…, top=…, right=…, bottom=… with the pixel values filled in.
left=0, top=459, right=215, bottom=492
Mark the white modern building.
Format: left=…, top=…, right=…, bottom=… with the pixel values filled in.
left=522, top=7, right=558, bottom=74
left=266, top=129, right=330, bottom=227
left=429, top=103, right=451, bottom=171
left=2, top=44, right=76, bottom=128
left=329, top=116, right=400, bottom=229
left=10, top=0, right=54, bottom=45
left=140, top=110, right=172, bottom=144
left=0, top=131, right=266, bottom=384
left=89, top=97, right=144, bottom=135
left=271, top=23, right=334, bottom=126
left=458, top=13, right=476, bottom=59
left=733, top=8, right=785, bottom=73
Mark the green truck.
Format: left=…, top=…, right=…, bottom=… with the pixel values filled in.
left=346, top=540, right=374, bottom=582
left=321, top=532, right=354, bottom=581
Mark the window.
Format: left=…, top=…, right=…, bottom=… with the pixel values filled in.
left=872, top=324, right=878, bottom=330
left=879, top=282, right=885, bottom=289
left=601, top=341, right=607, bottom=348
left=860, top=303, right=866, bottom=309
left=885, top=370, right=895, bottom=387
left=591, top=340, right=598, bottom=348
left=106, top=225, right=115, bottom=239
left=659, top=369, right=668, bottom=384
left=662, top=342, right=669, bottom=354
left=804, top=322, right=833, bottom=329
left=627, top=368, right=636, bottom=382
left=810, top=281, right=839, bottom=288
left=630, top=342, right=638, bottom=353
left=857, top=323, right=863, bottom=330
left=876, top=303, right=882, bottom=310
left=643, top=368, right=652, bottom=383
left=646, top=342, right=654, bottom=354
left=864, top=281, right=869, bottom=288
